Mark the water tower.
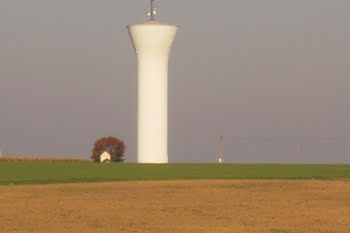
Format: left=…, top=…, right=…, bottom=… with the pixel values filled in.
left=128, top=0, right=178, bottom=163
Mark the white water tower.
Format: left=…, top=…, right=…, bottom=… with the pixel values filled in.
left=128, top=1, right=178, bottom=163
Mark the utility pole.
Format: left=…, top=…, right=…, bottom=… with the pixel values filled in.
left=219, top=136, right=223, bottom=164
left=300, top=141, right=305, bottom=164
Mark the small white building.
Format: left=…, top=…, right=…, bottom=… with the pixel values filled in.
left=100, top=151, right=111, bottom=163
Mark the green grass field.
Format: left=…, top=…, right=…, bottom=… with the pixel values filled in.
left=1, top=162, right=350, bottom=185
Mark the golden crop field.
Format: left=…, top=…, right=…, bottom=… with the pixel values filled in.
left=1, top=180, right=349, bottom=233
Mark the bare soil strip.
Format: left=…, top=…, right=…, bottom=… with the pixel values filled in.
left=1, top=180, right=349, bottom=233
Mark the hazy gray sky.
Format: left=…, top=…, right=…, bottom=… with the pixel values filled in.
left=1, top=0, right=349, bottom=163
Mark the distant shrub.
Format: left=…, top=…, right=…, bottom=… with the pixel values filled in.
left=92, top=137, right=126, bottom=162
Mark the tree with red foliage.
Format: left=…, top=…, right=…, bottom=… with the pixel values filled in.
left=92, top=137, right=126, bottom=162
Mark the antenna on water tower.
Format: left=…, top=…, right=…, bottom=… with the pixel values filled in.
left=148, top=0, right=157, bottom=21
